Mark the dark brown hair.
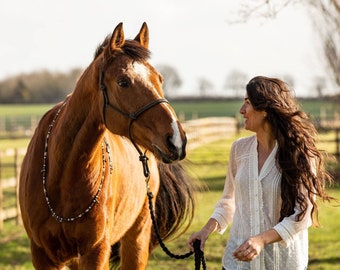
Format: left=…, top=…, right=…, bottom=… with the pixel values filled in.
left=246, top=76, right=333, bottom=225
left=95, top=36, right=150, bottom=61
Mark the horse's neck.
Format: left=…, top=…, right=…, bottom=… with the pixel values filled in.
left=49, top=66, right=105, bottom=175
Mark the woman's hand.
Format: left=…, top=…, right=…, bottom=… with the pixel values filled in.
left=187, top=218, right=220, bottom=251
left=233, top=236, right=264, bottom=262
left=233, top=229, right=282, bottom=261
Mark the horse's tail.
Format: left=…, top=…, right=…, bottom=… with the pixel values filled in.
left=149, top=162, right=196, bottom=250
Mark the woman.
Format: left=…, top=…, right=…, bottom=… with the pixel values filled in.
left=187, top=76, right=334, bottom=269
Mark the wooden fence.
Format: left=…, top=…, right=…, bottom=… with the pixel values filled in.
left=182, top=117, right=238, bottom=150
left=0, top=148, right=25, bottom=230
left=0, top=117, right=238, bottom=230
left=1, top=117, right=338, bottom=229
left=320, top=118, right=340, bottom=160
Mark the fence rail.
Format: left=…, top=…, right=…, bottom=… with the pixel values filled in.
left=1, top=117, right=339, bottom=230
left=183, top=117, right=238, bottom=150
left=0, top=117, right=238, bottom=229
left=0, top=148, right=24, bottom=230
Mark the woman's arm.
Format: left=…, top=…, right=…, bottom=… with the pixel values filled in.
left=233, top=229, right=282, bottom=262
left=187, top=218, right=220, bottom=251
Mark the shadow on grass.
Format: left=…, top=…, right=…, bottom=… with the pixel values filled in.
left=309, top=257, right=340, bottom=265
left=203, top=176, right=225, bottom=191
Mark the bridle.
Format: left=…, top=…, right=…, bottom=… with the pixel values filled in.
left=99, top=65, right=207, bottom=269
left=99, top=66, right=168, bottom=177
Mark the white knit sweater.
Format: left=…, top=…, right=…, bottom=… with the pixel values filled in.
left=211, top=135, right=312, bottom=270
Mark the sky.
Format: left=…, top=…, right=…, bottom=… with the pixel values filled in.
left=0, top=0, right=335, bottom=96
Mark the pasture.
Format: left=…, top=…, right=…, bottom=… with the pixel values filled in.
left=0, top=132, right=339, bottom=269
left=0, top=98, right=337, bottom=120
left=0, top=98, right=337, bottom=139
left=0, top=99, right=339, bottom=269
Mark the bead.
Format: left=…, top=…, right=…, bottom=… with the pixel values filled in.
left=42, top=99, right=112, bottom=223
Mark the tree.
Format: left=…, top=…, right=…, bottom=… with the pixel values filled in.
left=0, top=68, right=82, bottom=103
left=224, top=69, right=248, bottom=97
left=12, top=79, right=30, bottom=103
left=307, top=0, right=340, bottom=88
left=232, top=0, right=340, bottom=91
left=313, top=76, right=327, bottom=98
left=155, top=64, right=182, bottom=98
left=197, top=77, right=214, bottom=96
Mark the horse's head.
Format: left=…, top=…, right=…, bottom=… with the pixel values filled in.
left=97, top=22, right=186, bottom=163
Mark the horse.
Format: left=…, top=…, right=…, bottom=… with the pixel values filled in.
left=19, top=22, right=195, bottom=270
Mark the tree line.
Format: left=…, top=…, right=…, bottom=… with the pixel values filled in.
left=0, top=69, right=82, bottom=104
left=1, top=1, right=340, bottom=104
left=1, top=65, right=336, bottom=104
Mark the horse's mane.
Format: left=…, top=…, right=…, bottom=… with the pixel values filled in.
left=94, top=35, right=150, bottom=61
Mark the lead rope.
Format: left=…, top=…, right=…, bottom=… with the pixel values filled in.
left=100, top=67, right=206, bottom=268
left=140, top=154, right=207, bottom=270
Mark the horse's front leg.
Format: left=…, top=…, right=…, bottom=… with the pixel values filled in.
left=79, top=239, right=111, bottom=270
left=31, top=241, right=65, bottom=270
left=120, top=202, right=153, bottom=270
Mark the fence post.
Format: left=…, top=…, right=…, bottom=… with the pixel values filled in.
left=15, top=148, right=22, bottom=226
left=336, top=128, right=340, bottom=160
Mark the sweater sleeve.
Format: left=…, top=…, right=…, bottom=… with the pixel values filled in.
left=273, top=189, right=313, bottom=247
left=210, top=141, right=237, bottom=234
left=274, top=158, right=317, bottom=247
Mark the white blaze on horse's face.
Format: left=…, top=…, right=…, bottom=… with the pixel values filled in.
left=131, top=61, right=184, bottom=159
left=170, top=121, right=184, bottom=157
left=132, top=62, right=151, bottom=86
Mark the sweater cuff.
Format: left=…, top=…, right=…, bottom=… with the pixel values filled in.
left=273, top=223, right=293, bottom=248
left=210, top=212, right=228, bottom=234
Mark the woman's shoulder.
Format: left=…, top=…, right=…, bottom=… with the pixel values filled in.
left=233, top=134, right=256, bottom=147
left=231, top=135, right=256, bottom=154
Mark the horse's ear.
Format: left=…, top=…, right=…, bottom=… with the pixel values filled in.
left=134, top=22, right=149, bottom=49
left=110, top=22, right=125, bottom=51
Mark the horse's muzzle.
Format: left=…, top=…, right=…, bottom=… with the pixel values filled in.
left=152, top=134, right=186, bottom=164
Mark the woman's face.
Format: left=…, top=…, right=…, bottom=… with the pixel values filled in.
left=239, top=95, right=266, bottom=132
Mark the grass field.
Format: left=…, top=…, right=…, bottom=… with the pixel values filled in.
left=0, top=130, right=339, bottom=269
left=0, top=99, right=337, bottom=142
left=0, top=100, right=339, bottom=268
left=0, top=98, right=337, bottom=119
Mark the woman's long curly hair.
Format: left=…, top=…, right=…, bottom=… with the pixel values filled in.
left=246, top=76, right=334, bottom=226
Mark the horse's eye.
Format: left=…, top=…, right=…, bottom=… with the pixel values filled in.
left=118, top=78, right=130, bottom=88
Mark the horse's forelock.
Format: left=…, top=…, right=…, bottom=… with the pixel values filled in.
left=94, top=35, right=150, bottom=62
left=122, top=40, right=151, bottom=61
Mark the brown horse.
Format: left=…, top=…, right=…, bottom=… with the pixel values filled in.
left=19, top=22, right=195, bottom=270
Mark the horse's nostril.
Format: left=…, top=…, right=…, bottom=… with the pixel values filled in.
left=167, top=134, right=186, bottom=160
left=167, top=135, right=176, bottom=151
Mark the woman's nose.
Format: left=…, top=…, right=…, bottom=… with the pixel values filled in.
left=239, top=105, right=245, bottom=114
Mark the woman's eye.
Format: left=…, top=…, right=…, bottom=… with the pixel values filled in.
left=118, top=78, right=130, bottom=88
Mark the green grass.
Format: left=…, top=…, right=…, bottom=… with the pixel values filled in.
left=148, top=137, right=340, bottom=269
left=0, top=138, right=29, bottom=151
left=172, top=100, right=243, bottom=119
left=0, top=133, right=339, bottom=269
left=0, top=99, right=337, bottom=119
left=308, top=190, right=340, bottom=269
left=0, top=104, right=53, bottom=117
left=0, top=220, right=32, bottom=270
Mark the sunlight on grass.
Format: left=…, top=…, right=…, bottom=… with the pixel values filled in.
left=0, top=131, right=339, bottom=269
